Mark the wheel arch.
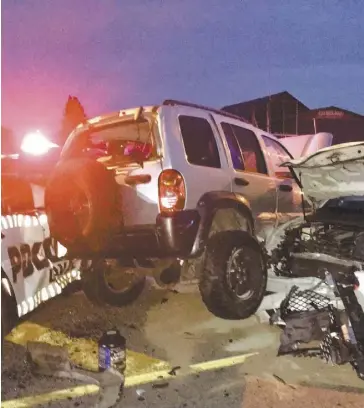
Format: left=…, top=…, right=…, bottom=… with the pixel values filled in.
left=190, top=191, right=255, bottom=257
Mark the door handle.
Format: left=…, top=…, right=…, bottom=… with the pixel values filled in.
left=234, top=177, right=250, bottom=187
left=279, top=184, right=293, bottom=192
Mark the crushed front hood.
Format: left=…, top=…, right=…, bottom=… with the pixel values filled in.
left=287, top=141, right=364, bottom=203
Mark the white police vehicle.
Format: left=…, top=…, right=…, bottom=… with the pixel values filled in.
left=1, top=135, right=81, bottom=347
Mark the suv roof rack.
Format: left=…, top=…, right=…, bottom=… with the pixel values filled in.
left=163, top=99, right=250, bottom=124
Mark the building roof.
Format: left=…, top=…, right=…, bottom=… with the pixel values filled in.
left=222, top=91, right=310, bottom=114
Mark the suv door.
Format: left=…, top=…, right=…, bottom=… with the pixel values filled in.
left=260, top=135, right=305, bottom=225
left=172, top=110, right=232, bottom=209
left=216, top=121, right=277, bottom=240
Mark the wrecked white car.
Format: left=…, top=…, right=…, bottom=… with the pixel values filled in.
left=263, top=141, right=364, bottom=380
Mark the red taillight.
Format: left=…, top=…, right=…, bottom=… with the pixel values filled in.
left=158, top=169, right=186, bottom=214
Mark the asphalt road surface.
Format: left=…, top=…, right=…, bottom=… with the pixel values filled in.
left=2, top=281, right=364, bottom=407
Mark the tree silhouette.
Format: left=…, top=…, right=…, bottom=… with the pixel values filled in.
left=59, top=96, right=87, bottom=145
left=1, top=126, right=18, bottom=154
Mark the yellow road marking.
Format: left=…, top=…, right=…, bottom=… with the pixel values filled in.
left=4, top=321, right=258, bottom=407
left=1, top=353, right=258, bottom=407
left=1, top=385, right=100, bottom=408
left=6, top=322, right=169, bottom=375
left=125, top=352, right=258, bottom=387
left=190, top=353, right=258, bottom=372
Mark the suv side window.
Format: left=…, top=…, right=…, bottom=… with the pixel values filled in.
left=221, top=123, right=244, bottom=171
left=179, top=116, right=221, bottom=168
left=221, top=122, right=267, bottom=174
left=262, top=136, right=293, bottom=178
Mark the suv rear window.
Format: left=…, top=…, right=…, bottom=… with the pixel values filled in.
left=61, top=117, right=159, bottom=163
left=179, top=116, right=221, bottom=168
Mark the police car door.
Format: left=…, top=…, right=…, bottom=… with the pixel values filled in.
left=1, top=176, right=53, bottom=317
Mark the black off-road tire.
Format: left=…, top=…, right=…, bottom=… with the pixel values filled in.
left=45, top=158, right=122, bottom=254
left=199, top=230, right=267, bottom=320
left=82, top=259, right=146, bottom=307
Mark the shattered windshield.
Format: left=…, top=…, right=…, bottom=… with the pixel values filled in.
left=61, top=116, right=160, bottom=163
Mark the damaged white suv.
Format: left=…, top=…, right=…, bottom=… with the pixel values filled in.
left=44, top=100, right=330, bottom=318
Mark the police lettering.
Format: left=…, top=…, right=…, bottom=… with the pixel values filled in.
left=8, top=238, right=64, bottom=282
left=8, top=246, right=22, bottom=284
left=43, top=237, right=61, bottom=263
left=31, top=241, right=49, bottom=270
left=20, top=244, right=33, bottom=278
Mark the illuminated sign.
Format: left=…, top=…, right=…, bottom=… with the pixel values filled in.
left=316, top=109, right=345, bottom=119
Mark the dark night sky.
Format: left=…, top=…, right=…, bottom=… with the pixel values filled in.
left=2, top=0, right=364, bottom=138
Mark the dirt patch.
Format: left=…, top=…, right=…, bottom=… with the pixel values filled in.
left=243, top=376, right=364, bottom=408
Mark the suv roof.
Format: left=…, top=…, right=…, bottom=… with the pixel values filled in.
left=163, top=99, right=250, bottom=124
left=78, top=99, right=251, bottom=132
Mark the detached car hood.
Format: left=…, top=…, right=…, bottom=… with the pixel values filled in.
left=286, top=141, right=364, bottom=204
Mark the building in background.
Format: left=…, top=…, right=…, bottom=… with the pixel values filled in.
left=222, top=91, right=364, bottom=145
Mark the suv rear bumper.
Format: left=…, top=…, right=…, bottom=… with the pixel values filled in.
left=114, top=210, right=203, bottom=259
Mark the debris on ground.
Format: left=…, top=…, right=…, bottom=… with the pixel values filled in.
left=136, top=388, right=146, bottom=401
left=27, top=341, right=72, bottom=377
left=272, top=373, right=296, bottom=390
left=272, top=374, right=287, bottom=385
left=168, top=366, right=181, bottom=376
left=26, top=341, right=124, bottom=408
left=152, top=382, right=170, bottom=389
left=3, top=290, right=364, bottom=407
left=243, top=376, right=364, bottom=408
